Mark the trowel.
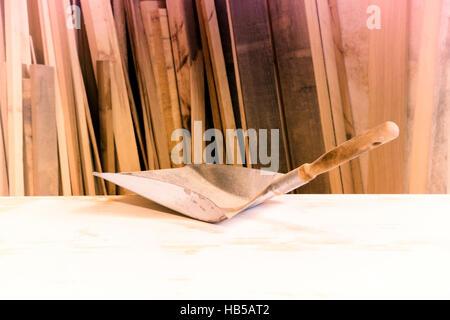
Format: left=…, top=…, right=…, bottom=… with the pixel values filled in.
left=94, top=121, right=399, bottom=223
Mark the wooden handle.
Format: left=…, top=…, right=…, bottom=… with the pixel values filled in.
left=298, top=121, right=399, bottom=181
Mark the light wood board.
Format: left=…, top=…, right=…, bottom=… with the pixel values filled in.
left=30, top=64, right=59, bottom=196
left=166, top=0, right=202, bottom=131
left=124, top=0, right=171, bottom=169
left=226, top=0, right=289, bottom=172
left=4, top=0, right=30, bottom=196
left=408, top=0, right=444, bottom=193
left=367, top=0, right=409, bottom=194
left=97, top=61, right=116, bottom=195
left=140, top=3, right=183, bottom=160
left=34, top=0, right=72, bottom=195
left=270, top=0, right=331, bottom=193
left=80, top=0, right=141, bottom=174
left=0, top=195, right=449, bottom=299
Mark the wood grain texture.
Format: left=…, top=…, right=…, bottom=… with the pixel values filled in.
left=408, top=0, right=443, bottom=193
left=34, top=0, right=72, bottom=195
left=196, top=0, right=223, bottom=135
left=0, top=195, right=450, bottom=299
left=315, top=0, right=362, bottom=193
left=58, top=0, right=97, bottom=195
left=22, top=78, right=33, bottom=196
left=141, top=3, right=184, bottom=161
left=226, top=0, right=289, bottom=172
left=4, top=0, right=31, bottom=196
left=197, top=0, right=242, bottom=165
left=112, top=0, right=128, bottom=72
left=0, top=0, right=5, bottom=62
left=0, top=95, right=7, bottom=195
left=367, top=0, right=408, bottom=194
left=0, top=61, right=7, bottom=196
left=30, top=64, right=59, bottom=196
left=97, top=61, right=116, bottom=195
left=159, top=8, right=184, bottom=135
left=80, top=0, right=141, bottom=173
left=304, top=0, right=343, bottom=193
left=268, top=0, right=330, bottom=193
left=47, top=0, right=85, bottom=195
left=166, top=0, right=202, bottom=131
left=124, top=0, right=171, bottom=169
left=327, top=0, right=363, bottom=193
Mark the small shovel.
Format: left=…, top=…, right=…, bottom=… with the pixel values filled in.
left=94, top=121, right=399, bottom=223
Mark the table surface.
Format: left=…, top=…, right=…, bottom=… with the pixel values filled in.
left=0, top=194, right=449, bottom=299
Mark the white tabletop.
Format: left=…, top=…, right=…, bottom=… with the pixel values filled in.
left=0, top=195, right=449, bottom=299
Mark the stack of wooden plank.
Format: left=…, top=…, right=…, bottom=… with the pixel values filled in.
left=5, top=0, right=442, bottom=196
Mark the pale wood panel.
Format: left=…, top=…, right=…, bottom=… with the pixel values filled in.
left=53, top=0, right=98, bottom=195
left=30, top=65, right=59, bottom=196
left=226, top=0, right=289, bottom=172
left=367, top=0, right=409, bottom=194
left=112, top=0, right=128, bottom=72
left=269, top=0, right=331, bottom=193
left=80, top=0, right=141, bottom=173
left=159, top=8, right=184, bottom=134
left=315, top=0, right=363, bottom=193
left=124, top=0, right=170, bottom=169
left=196, top=0, right=223, bottom=136
left=22, top=78, right=33, bottom=196
left=0, top=0, right=5, bottom=62
left=4, top=0, right=31, bottom=196
left=47, top=0, right=84, bottom=195
left=97, top=61, right=116, bottom=195
left=304, top=0, right=342, bottom=193
left=408, top=0, right=444, bottom=193
left=0, top=61, right=7, bottom=196
left=34, top=0, right=72, bottom=195
left=166, top=0, right=201, bottom=131
left=0, top=195, right=450, bottom=299
left=197, top=0, right=242, bottom=165
left=140, top=3, right=184, bottom=162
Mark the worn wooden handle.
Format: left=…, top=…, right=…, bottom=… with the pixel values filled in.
left=298, top=121, right=399, bottom=181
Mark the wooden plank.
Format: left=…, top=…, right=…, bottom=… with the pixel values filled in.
left=327, top=0, right=363, bottom=193
left=22, top=78, right=33, bottom=196
left=112, top=0, right=128, bottom=72
left=159, top=8, right=184, bottom=133
left=140, top=3, right=184, bottom=164
left=367, top=0, right=409, bottom=194
left=303, top=0, right=342, bottom=193
left=166, top=0, right=201, bottom=131
left=80, top=0, right=141, bottom=173
left=197, top=0, right=236, bottom=133
left=30, top=64, right=59, bottom=196
left=0, top=97, right=7, bottom=195
left=226, top=0, right=289, bottom=172
left=51, top=0, right=97, bottom=195
left=4, top=0, right=31, bottom=196
left=0, top=61, right=6, bottom=160
left=47, top=0, right=84, bottom=195
left=190, top=50, right=206, bottom=163
left=124, top=0, right=170, bottom=169
left=314, top=0, right=359, bottom=194
left=197, top=0, right=242, bottom=165
left=269, top=0, right=331, bottom=193
left=196, top=0, right=223, bottom=135
left=97, top=61, right=116, bottom=195
left=408, top=0, right=443, bottom=194
left=34, top=0, right=72, bottom=195
left=0, top=0, right=5, bottom=62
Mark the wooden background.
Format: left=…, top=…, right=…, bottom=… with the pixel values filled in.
left=0, top=0, right=449, bottom=196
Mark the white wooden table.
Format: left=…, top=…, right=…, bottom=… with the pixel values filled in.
left=0, top=195, right=449, bottom=299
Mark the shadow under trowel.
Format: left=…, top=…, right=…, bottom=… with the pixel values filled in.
left=98, top=195, right=209, bottom=223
